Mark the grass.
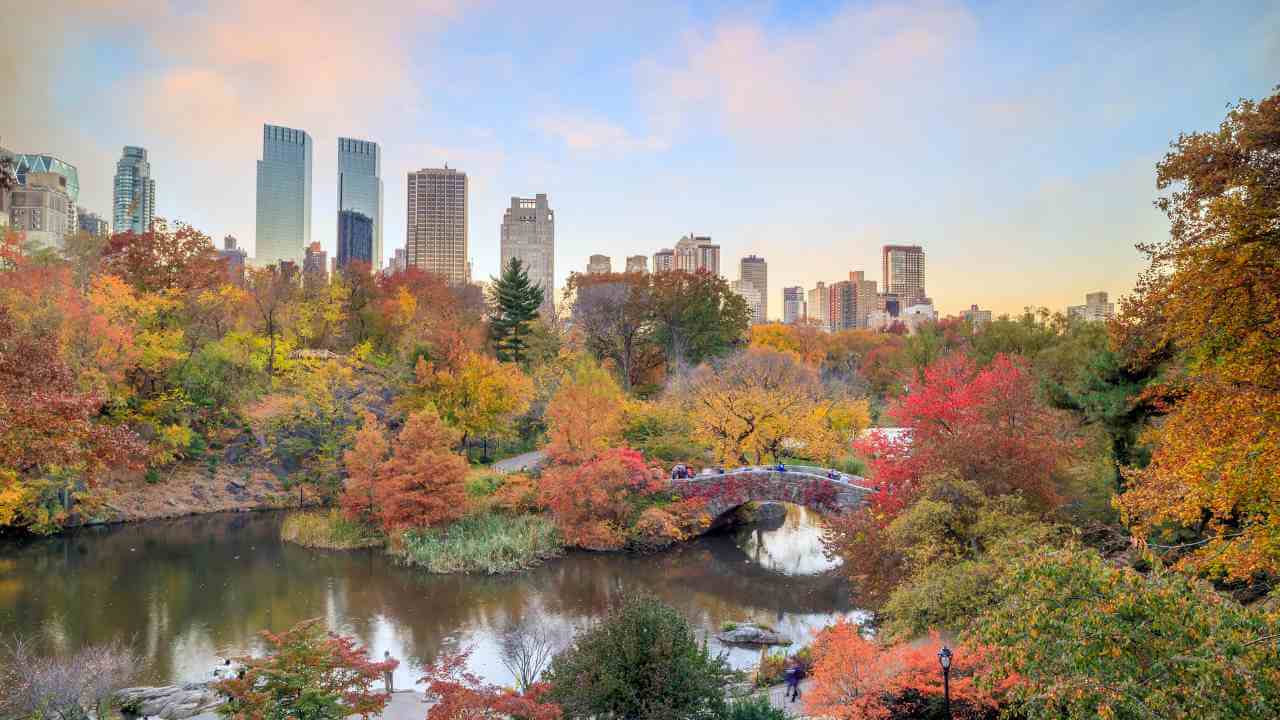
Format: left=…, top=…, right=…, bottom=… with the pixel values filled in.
left=394, top=512, right=563, bottom=575
left=280, top=510, right=383, bottom=549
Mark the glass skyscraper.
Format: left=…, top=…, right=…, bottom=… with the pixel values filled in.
left=255, top=124, right=313, bottom=266
left=112, top=146, right=155, bottom=234
left=338, top=138, right=382, bottom=269
left=337, top=210, right=374, bottom=270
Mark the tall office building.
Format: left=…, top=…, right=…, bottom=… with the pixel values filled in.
left=391, top=247, right=407, bottom=273
left=673, top=234, right=720, bottom=275
left=112, top=146, right=155, bottom=234
left=807, top=282, right=831, bottom=331
left=337, top=138, right=382, bottom=269
left=255, top=125, right=313, bottom=266
left=1068, top=291, right=1115, bottom=322
left=500, top=193, right=555, bottom=313
left=731, top=280, right=764, bottom=324
left=12, top=153, right=78, bottom=232
left=783, top=286, right=807, bottom=324
left=77, top=207, right=109, bottom=237
left=625, top=255, right=648, bottom=273
left=739, top=255, right=768, bottom=322
left=653, top=248, right=675, bottom=273
left=337, top=210, right=374, bottom=270
left=882, top=245, right=926, bottom=305
left=587, top=254, right=612, bottom=274
left=406, top=167, right=468, bottom=284
left=830, top=271, right=878, bottom=330
left=8, top=171, right=71, bottom=248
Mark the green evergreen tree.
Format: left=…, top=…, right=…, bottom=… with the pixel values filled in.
left=488, top=257, right=544, bottom=363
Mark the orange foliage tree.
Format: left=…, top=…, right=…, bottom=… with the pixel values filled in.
left=805, top=621, right=1004, bottom=720
left=340, top=412, right=389, bottom=526
left=543, top=357, right=626, bottom=464
left=419, top=649, right=562, bottom=720
left=539, top=447, right=667, bottom=550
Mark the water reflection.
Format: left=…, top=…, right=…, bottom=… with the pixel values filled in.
left=0, top=509, right=859, bottom=688
left=736, top=504, right=842, bottom=576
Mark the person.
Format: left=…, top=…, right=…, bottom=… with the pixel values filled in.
left=383, top=651, right=395, bottom=692
left=784, top=659, right=802, bottom=702
left=776, top=462, right=787, bottom=473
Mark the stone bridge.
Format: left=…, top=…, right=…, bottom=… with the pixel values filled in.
left=672, top=465, right=875, bottom=519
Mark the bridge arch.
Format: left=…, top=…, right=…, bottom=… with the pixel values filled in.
left=672, top=466, right=873, bottom=520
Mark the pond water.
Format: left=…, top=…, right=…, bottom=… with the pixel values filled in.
left=0, top=505, right=862, bottom=688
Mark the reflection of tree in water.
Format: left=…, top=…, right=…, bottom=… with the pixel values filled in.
left=0, top=510, right=859, bottom=686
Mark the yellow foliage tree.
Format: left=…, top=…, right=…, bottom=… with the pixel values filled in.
left=544, top=356, right=627, bottom=464
left=424, top=352, right=534, bottom=457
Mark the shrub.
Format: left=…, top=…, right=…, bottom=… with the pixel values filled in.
left=0, top=636, right=142, bottom=720
left=215, top=619, right=395, bottom=720
left=465, top=472, right=504, bottom=498
left=544, top=594, right=733, bottom=720
left=395, top=512, right=562, bottom=574
left=720, top=696, right=787, bottom=720
left=281, top=510, right=382, bottom=550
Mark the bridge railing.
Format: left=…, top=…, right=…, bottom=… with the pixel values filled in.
left=674, top=465, right=875, bottom=493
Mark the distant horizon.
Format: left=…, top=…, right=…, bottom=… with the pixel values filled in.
left=4, top=0, right=1276, bottom=317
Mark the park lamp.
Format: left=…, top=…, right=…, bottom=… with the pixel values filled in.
left=937, top=645, right=952, bottom=671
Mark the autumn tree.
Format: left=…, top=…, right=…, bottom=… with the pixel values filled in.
left=539, top=447, right=664, bottom=550
left=245, top=264, right=299, bottom=376
left=1116, top=90, right=1280, bottom=580
left=340, top=412, right=389, bottom=525
left=420, top=649, right=562, bottom=720
left=650, top=269, right=750, bottom=372
left=372, top=408, right=469, bottom=531
left=566, top=271, right=658, bottom=389
left=543, top=356, right=627, bottom=464
left=424, top=352, right=534, bottom=459
left=100, top=221, right=225, bottom=295
left=489, top=257, right=544, bottom=364
left=215, top=619, right=395, bottom=720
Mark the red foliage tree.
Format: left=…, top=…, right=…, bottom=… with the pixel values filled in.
left=214, top=619, right=396, bottom=720
left=856, top=353, right=1077, bottom=522
left=340, top=412, right=389, bottom=525
left=100, top=222, right=226, bottom=295
left=805, top=620, right=1006, bottom=720
left=539, top=447, right=665, bottom=550
left=420, top=649, right=562, bottom=720
left=372, top=408, right=469, bottom=532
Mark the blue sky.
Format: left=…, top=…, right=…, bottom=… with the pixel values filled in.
left=3, top=0, right=1276, bottom=317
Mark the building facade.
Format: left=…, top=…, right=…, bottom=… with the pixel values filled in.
left=1068, top=291, right=1115, bottom=322
left=587, top=254, right=612, bottom=274
left=218, top=235, right=248, bottom=284
left=731, top=279, right=764, bottom=325
left=739, top=255, right=768, bottom=322
left=807, top=282, right=831, bottom=331
left=337, top=138, right=382, bottom=270
left=828, top=271, right=878, bottom=331
left=12, top=153, right=78, bottom=233
left=255, top=125, right=313, bottom=266
left=391, top=247, right=407, bottom=273
left=625, top=255, right=648, bottom=273
left=406, top=167, right=468, bottom=284
left=8, top=171, right=71, bottom=248
left=337, top=210, right=374, bottom=270
left=782, top=286, right=807, bottom=324
left=303, top=241, right=328, bottom=284
left=77, top=207, right=109, bottom=237
left=112, top=146, right=155, bottom=234
left=652, top=248, right=675, bottom=273
left=500, top=193, right=555, bottom=312
left=963, top=304, right=993, bottom=325
left=882, top=245, right=926, bottom=305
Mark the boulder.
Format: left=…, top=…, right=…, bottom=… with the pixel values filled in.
left=115, top=683, right=222, bottom=719
left=716, top=623, right=792, bottom=646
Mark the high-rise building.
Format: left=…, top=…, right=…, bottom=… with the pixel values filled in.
left=963, top=304, right=993, bottom=325
left=882, top=245, right=926, bottom=305
left=303, top=241, right=328, bottom=284
left=829, top=271, right=878, bottom=330
left=77, top=207, right=109, bottom=237
left=500, top=193, right=555, bottom=313
left=731, top=279, right=764, bottom=324
left=218, top=235, right=248, bottom=284
left=808, top=282, right=831, bottom=332
left=739, top=255, right=768, bottom=322
left=337, top=210, right=374, bottom=271
left=1068, top=291, right=1115, bottom=322
left=406, top=167, right=468, bottom=284
left=8, top=171, right=71, bottom=249
left=673, top=234, right=719, bottom=275
left=783, top=286, right=807, bottom=324
left=337, top=138, right=382, bottom=269
left=12, top=153, right=78, bottom=232
left=587, top=254, right=612, bottom=274
left=112, top=146, right=155, bottom=234
left=255, top=125, right=313, bottom=266
left=653, top=248, right=675, bottom=273
left=625, top=255, right=648, bottom=273
left=391, top=247, right=407, bottom=273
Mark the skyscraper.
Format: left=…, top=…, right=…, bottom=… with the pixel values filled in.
left=625, top=255, right=648, bottom=273
left=673, top=234, right=720, bottom=275
left=1068, top=291, right=1115, bottom=322
left=739, top=255, right=768, bottom=322
left=256, top=125, right=313, bottom=266
left=303, top=241, right=328, bottom=284
left=500, top=193, right=555, bottom=313
left=882, top=245, right=926, bottom=305
left=731, top=279, right=764, bottom=324
left=112, top=146, right=155, bottom=234
left=830, top=271, right=878, bottom=330
left=807, top=282, right=831, bottom=331
left=587, top=255, right=612, bottom=274
left=653, top=248, right=675, bottom=273
left=337, top=210, right=373, bottom=270
left=338, top=138, right=382, bottom=269
left=391, top=247, right=407, bottom=273
left=406, top=167, right=468, bottom=284
left=783, top=286, right=806, bottom=324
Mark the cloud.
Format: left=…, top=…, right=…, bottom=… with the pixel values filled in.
left=648, top=0, right=976, bottom=139
left=534, top=114, right=669, bottom=153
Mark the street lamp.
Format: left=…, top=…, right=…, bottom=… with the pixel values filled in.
left=937, top=645, right=953, bottom=720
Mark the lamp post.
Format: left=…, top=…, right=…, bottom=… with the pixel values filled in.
left=937, top=645, right=952, bottom=720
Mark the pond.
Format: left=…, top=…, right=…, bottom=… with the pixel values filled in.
left=0, top=505, right=863, bottom=689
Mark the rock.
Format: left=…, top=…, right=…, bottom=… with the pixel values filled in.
left=115, top=683, right=222, bottom=719
left=717, top=623, right=792, bottom=646
left=755, top=502, right=787, bottom=523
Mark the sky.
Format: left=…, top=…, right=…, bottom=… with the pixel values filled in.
left=2, top=0, right=1276, bottom=318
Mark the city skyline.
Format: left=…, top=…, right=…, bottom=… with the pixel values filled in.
left=3, top=1, right=1275, bottom=315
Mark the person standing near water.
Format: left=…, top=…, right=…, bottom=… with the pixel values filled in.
left=383, top=651, right=395, bottom=692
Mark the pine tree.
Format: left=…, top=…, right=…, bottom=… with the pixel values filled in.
left=488, top=257, right=544, bottom=363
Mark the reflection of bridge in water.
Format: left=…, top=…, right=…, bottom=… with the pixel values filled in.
left=672, top=464, right=875, bottom=519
